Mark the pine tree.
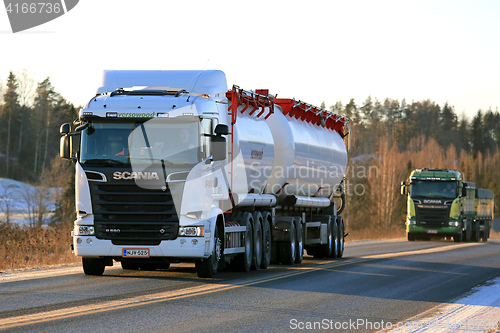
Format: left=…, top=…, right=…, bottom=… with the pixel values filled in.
left=32, top=78, right=58, bottom=177
left=2, top=72, right=20, bottom=177
left=471, top=110, right=485, bottom=158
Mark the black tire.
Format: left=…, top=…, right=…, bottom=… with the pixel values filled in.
left=260, top=212, right=272, bottom=269
left=328, top=218, right=339, bottom=259
left=463, top=220, right=471, bottom=242
left=195, top=223, right=221, bottom=278
left=82, top=258, right=105, bottom=276
left=337, top=217, right=345, bottom=258
left=454, top=230, right=462, bottom=242
left=252, top=214, right=262, bottom=270
left=472, top=222, right=480, bottom=242
left=407, top=232, right=416, bottom=241
left=295, top=218, right=304, bottom=264
left=235, top=213, right=253, bottom=272
left=280, top=221, right=296, bottom=265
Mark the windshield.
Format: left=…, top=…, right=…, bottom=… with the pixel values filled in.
left=410, top=180, right=457, bottom=199
left=80, top=117, right=205, bottom=166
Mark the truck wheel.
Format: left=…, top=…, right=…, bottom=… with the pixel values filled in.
left=407, top=232, right=415, bottom=241
left=252, top=216, right=262, bottom=270
left=260, top=213, right=272, bottom=269
left=315, top=217, right=333, bottom=258
left=195, top=224, right=221, bottom=278
left=280, top=221, right=296, bottom=265
left=82, top=258, right=105, bottom=276
left=295, top=218, right=304, bottom=264
left=454, top=231, right=462, bottom=242
left=328, top=218, right=339, bottom=259
left=337, top=217, right=345, bottom=258
left=463, top=221, right=471, bottom=242
left=235, top=214, right=253, bottom=272
left=472, top=222, right=480, bottom=242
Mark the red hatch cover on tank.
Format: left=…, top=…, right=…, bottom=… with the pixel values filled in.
left=226, top=85, right=349, bottom=138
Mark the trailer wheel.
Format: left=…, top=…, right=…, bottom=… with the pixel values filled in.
left=295, top=218, right=303, bottom=264
left=337, top=216, right=345, bottom=258
left=82, top=258, right=105, bottom=276
left=195, top=224, right=221, bottom=278
left=280, top=221, right=296, bottom=265
left=235, top=213, right=253, bottom=272
left=328, top=218, right=339, bottom=259
left=260, top=213, right=272, bottom=269
left=472, top=222, right=480, bottom=242
left=252, top=215, right=262, bottom=270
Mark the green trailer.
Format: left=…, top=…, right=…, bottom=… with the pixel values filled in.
left=474, top=188, right=494, bottom=241
left=401, top=168, right=493, bottom=242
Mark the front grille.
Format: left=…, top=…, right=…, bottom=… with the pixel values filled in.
left=89, top=182, right=179, bottom=245
left=415, top=205, right=450, bottom=227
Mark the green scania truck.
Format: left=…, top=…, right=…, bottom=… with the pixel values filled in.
left=401, top=168, right=494, bottom=242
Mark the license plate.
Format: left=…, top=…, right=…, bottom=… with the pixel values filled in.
left=426, top=230, right=438, bottom=234
left=122, top=248, right=149, bottom=258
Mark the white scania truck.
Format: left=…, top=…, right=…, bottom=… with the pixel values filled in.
left=60, top=70, right=350, bottom=278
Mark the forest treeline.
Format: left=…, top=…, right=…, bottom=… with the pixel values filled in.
left=0, top=70, right=498, bottom=230
left=325, top=97, right=500, bottom=231
left=0, top=70, right=77, bottom=227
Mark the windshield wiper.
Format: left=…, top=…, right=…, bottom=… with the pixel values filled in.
left=130, top=158, right=195, bottom=167
left=83, top=158, right=128, bottom=166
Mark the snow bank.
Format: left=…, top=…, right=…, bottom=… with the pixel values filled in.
left=0, top=178, right=57, bottom=226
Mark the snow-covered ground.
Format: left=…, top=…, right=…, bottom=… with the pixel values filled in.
left=0, top=178, right=57, bottom=225
left=389, top=241, right=500, bottom=333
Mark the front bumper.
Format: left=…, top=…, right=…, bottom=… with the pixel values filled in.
left=73, top=235, right=209, bottom=258
left=406, top=224, right=460, bottom=235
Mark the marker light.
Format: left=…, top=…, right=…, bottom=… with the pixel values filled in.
left=75, top=225, right=95, bottom=236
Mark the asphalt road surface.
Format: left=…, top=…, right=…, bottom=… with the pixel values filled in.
left=1, top=239, right=500, bottom=333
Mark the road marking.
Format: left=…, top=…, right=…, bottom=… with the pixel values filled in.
left=0, top=259, right=368, bottom=329
left=361, top=242, right=482, bottom=260
left=0, top=242, right=483, bottom=329
left=0, top=267, right=84, bottom=283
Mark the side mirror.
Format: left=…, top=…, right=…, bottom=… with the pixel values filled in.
left=211, top=135, right=226, bottom=161
left=75, top=123, right=89, bottom=132
left=462, top=186, right=467, bottom=197
left=214, top=124, right=229, bottom=136
left=60, top=123, right=70, bottom=135
left=60, top=135, right=71, bottom=159
left=400, top=181, right=406, bottom=195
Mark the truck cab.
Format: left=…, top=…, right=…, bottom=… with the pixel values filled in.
left=401, top=168, right=474, bottom=242
left=60, top=70, right=231, bottom=276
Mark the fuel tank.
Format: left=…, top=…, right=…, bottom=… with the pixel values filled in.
left=230, top=104, right=348, bottom=201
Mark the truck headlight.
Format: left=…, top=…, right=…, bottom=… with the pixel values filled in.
left=448, top=222, right=460, bottom=227
left=178, top=226, right=204, bottom=237
left=406, top=220, right=416, bottom=225
left=75, top=225, right=95, bottom=236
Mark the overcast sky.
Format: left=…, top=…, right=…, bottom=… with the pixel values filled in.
left=1, top=0, right=499, bottom=119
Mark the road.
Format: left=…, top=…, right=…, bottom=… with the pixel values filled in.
left=1, top=239, right=500, bottom=332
